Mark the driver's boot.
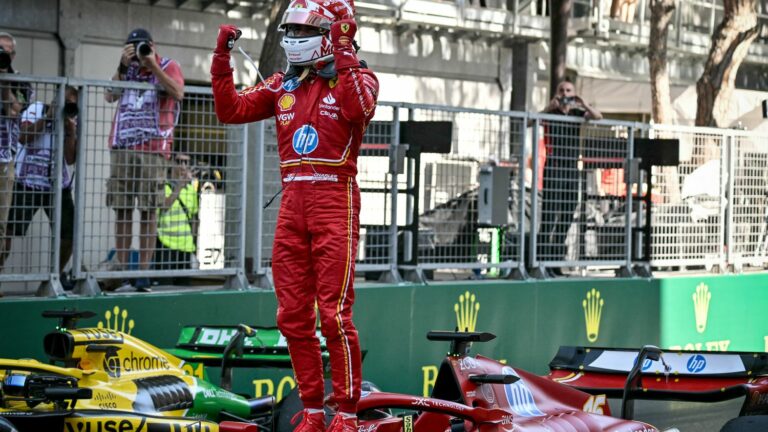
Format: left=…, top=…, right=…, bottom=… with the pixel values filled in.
left=326, top=413, right=357, bottom=432
left=291, top=409, right=326, bottom=432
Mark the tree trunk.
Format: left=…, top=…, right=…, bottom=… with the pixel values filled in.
left=648, top=0, right=675, bottom=124
left=648, top=0, right=679, bottom=202
left=695, top=0, right=760, bottom=128
left=550, top=0, right=571, bottom=98
left=257, top=0, right=291, bottom=81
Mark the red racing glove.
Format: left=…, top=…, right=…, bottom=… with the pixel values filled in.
left=330, top=19, right=359, bottom=70
left=211, top=24, right=240, bottom=76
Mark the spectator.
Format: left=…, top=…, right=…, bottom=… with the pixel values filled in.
left=0, top=86, right=79, bottom=277
left=537, top=80, right=602, bottom=275
left=153, top=152, right=198, bottom=286
left=104, top=28, right=184, bottom=292
left=211, top=0, right=378, bottom=430
left=0, top=31, right=31, bottom=272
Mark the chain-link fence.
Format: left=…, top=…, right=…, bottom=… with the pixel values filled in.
left=0, top=75, right=246, bottom=296
left=4, top=75, right=768, bottom=296
left=0, top=75, right=66, bottom=292
left=529, top=114, right=638, bottom=274
left=645, top=124, right=727, bottom=269
left=74, top=79, right=247, bottom=293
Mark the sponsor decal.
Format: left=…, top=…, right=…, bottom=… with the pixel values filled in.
left=422, top=365, right=438, bottom=397
left=323, top=93, right=336, bottom=105
left=403, top=415, right=413, bottom=432
left=283, top=77, right=300, bottom=92
left=481, top=384, right=496, bottom=404
left=329, top=77, right=338, bottom=88
left=341, top=23, right=350, bottom=33
left=582, top=394, right=606, bottom=414
left=98, top=306, right=135, bottom=335
left=64, top=418, right=214, bottom=432
left=668, top=340, right=731, bottom=351
left=93, top=391, right=118, bottom=409
left=455, top=291, right=480, bottom=333
left=104, top=352, right=172, bottom=379
left=631, top=354, right=654, bottom=372
left=278, top=112, right=295, bottom=126
left=582, top=288, right=604, bottom=343
left=79, top=328, right=123, bottom=343
left=358, top=426, right=376, bottom=432
left=466, top=391, right=477, bottom=398
left=320, top=93, right=340, bottom=112
left=686, top=354, right=707, bottom=373
left=103, top=348, right=121, bottom=378
left=591, top=350, right=744, bottom=374
left=501, top=366, right=544, bottom=417
left=410, top=397, right=466, bottom=411
left=253, top=376, right=297, bottom=403
left=459, top=357, right=479, bottom=371
left=278, top=94, right=296, bottom=111
left=292, top=125, right=320, bottom=155
left=320, top=110, right=338, bottom=120
left=693, top=283, right=712, bottom=334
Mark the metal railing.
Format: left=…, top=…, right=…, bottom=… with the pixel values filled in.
left=0, top=75, right=247, bottom=296
left=2, top=75, right=768, bottom=296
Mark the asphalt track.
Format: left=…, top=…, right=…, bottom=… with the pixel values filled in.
left=607, top=398, right=744, bottom=431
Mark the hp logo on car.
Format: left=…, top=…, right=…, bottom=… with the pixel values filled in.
left=686, top=354, right=707, bottom=373
left=634, top=355, right=654, bottom=372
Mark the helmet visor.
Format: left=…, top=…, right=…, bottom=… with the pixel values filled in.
left=280, top=9, right=333, bottom=31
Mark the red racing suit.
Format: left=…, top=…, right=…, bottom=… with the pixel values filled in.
left=211, top=34, right=378, bottom=414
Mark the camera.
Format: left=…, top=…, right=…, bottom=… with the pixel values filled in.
left=63, top=102, right=79, bottom=119
left=559, top=96, right=575, bottom=106
left=0, top=47, right=11, bottom=70
left=135, top=41, right=152, bottom=58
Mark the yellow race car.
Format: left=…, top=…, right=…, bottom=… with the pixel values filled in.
left=0, top=310, right=272, bottom=432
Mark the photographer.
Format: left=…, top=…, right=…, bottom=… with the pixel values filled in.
left=0, top=31, right=31, bottom=269
left=0, top=86, right=79, bottom=276
left=537, top=80, right=602, bottom=275
left=104, top=28, right=184, bottom=292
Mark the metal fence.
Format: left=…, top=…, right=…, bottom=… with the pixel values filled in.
left=3, top=75, right=768, bottom=296
left=0, top=75, right=247, bottom=296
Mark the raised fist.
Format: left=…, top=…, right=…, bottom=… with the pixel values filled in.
left=324, top=0, right=356, bottom=21
left=330, top=19, right=357, bottom=48
left=215, top=24, right=241, bottom=54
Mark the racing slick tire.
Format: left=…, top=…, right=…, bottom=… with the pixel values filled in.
left=274, top=380, right=382, bottom=432
left=0, top=418, right=19, bottom=432
left=720, top=415, right=768, bottom=432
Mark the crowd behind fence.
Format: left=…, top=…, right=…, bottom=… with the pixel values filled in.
left=1, top=75, right=767, bottom=296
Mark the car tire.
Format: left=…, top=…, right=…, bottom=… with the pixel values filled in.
left=720, top=415, right=768, bottom=432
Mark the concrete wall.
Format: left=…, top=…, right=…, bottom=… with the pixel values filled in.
left=0, top=0, right=512, bottom=109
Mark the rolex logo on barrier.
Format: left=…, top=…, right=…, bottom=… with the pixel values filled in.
left=693, top=283, right=711, bottom=334
left=454, top=291, right=480, bottom=332
left=582, top=289, right=604, bottom=343
left=98, top=306, right=135, bottom=335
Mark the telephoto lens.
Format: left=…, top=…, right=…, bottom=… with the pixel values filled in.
left=136, top=41, right=152, bottom=57
left=0, top=49, right=11, bottom=70
left=63, top=102, right=79, bottom=118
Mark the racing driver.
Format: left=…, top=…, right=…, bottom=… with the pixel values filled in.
left=210, top=1, right=378, bottom=431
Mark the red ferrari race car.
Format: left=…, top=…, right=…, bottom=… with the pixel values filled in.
left=276, top=331, right=768, bottom=432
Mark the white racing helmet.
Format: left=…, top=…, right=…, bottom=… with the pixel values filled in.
left=279, top=0, right=355, bottom=66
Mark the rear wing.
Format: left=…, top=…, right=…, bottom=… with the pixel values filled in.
left=548, top=346, right=768, bottom=417
left=166, top=325, right=329, bottom=369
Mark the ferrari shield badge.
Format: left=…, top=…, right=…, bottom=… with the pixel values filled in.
left=341, top=23, right=350, bottom=33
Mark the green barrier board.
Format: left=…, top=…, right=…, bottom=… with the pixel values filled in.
left=0, top=274, right=765, bottom=400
